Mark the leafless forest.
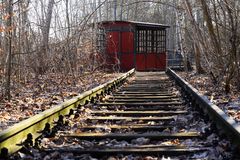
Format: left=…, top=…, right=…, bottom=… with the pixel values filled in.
left=0, top=0, right=239, bottom=101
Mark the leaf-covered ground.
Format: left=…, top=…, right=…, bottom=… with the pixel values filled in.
left=178, top=71, right=240, bottom=123
left=0, top=72, right=121, bottom=131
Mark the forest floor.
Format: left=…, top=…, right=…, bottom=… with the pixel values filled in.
left=178, top=71, right=240, bottom=123
left=0, top=71, right=121, bottom=131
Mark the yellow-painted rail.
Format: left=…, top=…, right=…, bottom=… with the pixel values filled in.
left=0, top=69, right=135, bottom=156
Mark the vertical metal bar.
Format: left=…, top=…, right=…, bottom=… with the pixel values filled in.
left=134, top=26, right=137, bottom=69
left=157, top=30, right=159, bottom=53
left=145, top=29, right=147, bottom=53
left=161, top=30, right=164, bottom=52
left=164, top=30, right=167, bottom=52
left=118, top=27, right=122, bottom=70
left=145, top=29, right=147, bottom=69
left=151, top=30, right=154, bottom=53
left=164, top=29, right=167, bottom=70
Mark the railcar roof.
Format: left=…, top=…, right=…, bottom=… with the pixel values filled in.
left=98, top=20, right=170, bottom=28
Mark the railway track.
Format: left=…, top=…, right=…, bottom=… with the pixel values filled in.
left=0, top=70, right=239, bottom=159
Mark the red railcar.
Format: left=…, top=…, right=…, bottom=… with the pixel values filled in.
left=97, top=21, right=169, bottom=71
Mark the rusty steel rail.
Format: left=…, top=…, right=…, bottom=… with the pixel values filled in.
left=0, top=69, right=135, bottom=156
left=166, top=68, right=240, bottom=146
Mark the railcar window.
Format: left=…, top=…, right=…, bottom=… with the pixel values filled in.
left=137, top=29, right=166, bottom=53
left=138, top=30, right=146, bottom=52
left=146, top=30, right=152, bottom=52
left=97, top=28, right=106, bottom=53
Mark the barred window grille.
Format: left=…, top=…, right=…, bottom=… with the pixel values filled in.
left=137, top=29, right=166, bottom=53
left=97, top=28, right=106, bottom=53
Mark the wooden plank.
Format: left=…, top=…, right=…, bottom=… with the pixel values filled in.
left=110, top=95, right=178, bottom=99
left=120, top=86, right=171, bottom=90
left=132, top=80, right=171, bottom=83
left=116, top=91, right=171, bottom=94
left=91, top=110, right=187, bottom=116
left=118, top=144, right=186, bottom=149
left=98, top=102, right=183, bottom=106
left=87, top=116, right=175, bottom=121
left=62, top=132, right=200, bottom=140
left=105, top=99, right=181, bottom=103
left=113, top=92, right=173, bottom=96
left=118, top=89, right=169, bottom=92
left=126, top=84, right=172, bottom=87
left=80, top=124, right=174, bottom=131
left=122, top=84, right=173, bottom=87
left=103, top=106, right=185, bottom=111
left=43, top=147, right=206, bottom=156
left=128, top=81, right=171, bottom=84
left=87, top=123, right=174, bottom=127
left=131, top=82, right=170, bottom=83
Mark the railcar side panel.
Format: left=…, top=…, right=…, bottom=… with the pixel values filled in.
left=120, top=32, right=134, bottom=70
left=106, top=31, right=119, bottom=68
left=136, top=54, right=145, bottom=71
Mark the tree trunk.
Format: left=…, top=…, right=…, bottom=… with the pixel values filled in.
left=98, top=0, right=102, bottom=21
left=38, top=0, right=55, bottom=75
left=126, top=0, right=129, bottom=20
left=114, top=0, right=117, bottom=20
left=65, top=0, right=75, bottom=78
left=134, top=0, right=138, bottom=20
left=5, top=0, right=13, bottom=101
left=200, top=0, right=223, bottom=59
left=175, top=9, right=188, bottom=71
left=194, top=43, right=205, bottom=74
left=105, top=0, right=109, bottom=20
left=120, top=0, right=124, bottom=20
left=42, top=0, right=54, bottom=50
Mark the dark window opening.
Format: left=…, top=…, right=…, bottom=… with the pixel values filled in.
left=136, top=28, right=166, bottom=53
left=97, top=27, right=106, bottom=53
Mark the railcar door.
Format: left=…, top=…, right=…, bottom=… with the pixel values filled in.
left=120, top=31, right=134, bottom=71
left=135, top=28, right=166, bottom=71
left=106, top=31, right=120, bottom=70
left=106, top=26, right=134, bottom=71
left=135, top=29, right=146, bottom=70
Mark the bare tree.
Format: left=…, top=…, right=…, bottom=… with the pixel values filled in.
left=36, top=0, right=55, bottom=75
left=5, top=0, right=13, bottom=101
left=183, top=0, right=204, bottom=73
